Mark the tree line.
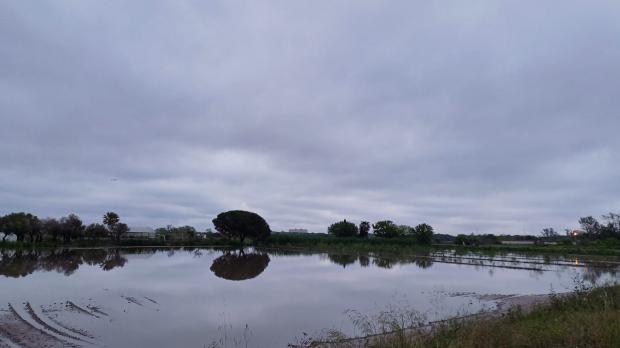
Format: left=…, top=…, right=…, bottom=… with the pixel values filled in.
left=0, top=211, right=130, bottom=243
left=0, top=209, right=272, bottom=245
left=536, top=212, right=620, bottom=241
left=452, top=212, right=620, bottom=246
left=326, top=219, right=434, bottom=244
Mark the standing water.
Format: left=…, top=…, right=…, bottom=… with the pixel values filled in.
left=0, top=247, right=618, bottom=347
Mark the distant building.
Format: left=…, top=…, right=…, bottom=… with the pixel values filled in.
left=288, top=228, right=308, bottom=233
left=124, top=226, right=157, bottom=239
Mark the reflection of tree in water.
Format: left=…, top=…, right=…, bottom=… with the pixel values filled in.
left=328, top=254, right=357, bottom=268
left=582, top=262, right=618, bottom=284
left=210, top=251, right=270, bottom=281
left=324, top=252, right=435, bottom=270
left=101, top=249, right=128, bottom=271
left=373, top=257, right=395, bottom=269
left=358, top=255, right=370, bottom=267
left=0, top=249, right=38, bottom=278
left=414, top=257, right=433, bottom=269
left=0, top=248, right=128, bottom=277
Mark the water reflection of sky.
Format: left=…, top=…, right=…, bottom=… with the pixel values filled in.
left=0, top=247, right=618, bottom=347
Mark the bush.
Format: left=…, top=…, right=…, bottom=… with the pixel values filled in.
left=328, top=220, right=359, bottom=237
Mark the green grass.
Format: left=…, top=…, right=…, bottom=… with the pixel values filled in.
left=262, top=233, right=620, bottom=257
left=0, top=238, right=237, bottom=250
left=3, top=232, right=620, bottom=258
left=358, top=284, right=620, bottom=348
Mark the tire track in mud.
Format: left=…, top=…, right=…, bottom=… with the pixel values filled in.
left=65, top=301, right=99, bottom=318
left=143, top=296, right=159, bottom=305
left=86, top=305, right=108, bottom=317
left=1, top=303, right=79, bottom=348
left=44, top=311, right=95, bottom=341
left=121, top=296, right=143, bottom=307
left=24, top=303, right=93, bottom=343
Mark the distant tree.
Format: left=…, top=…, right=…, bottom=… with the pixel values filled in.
left=111, top=223, right=129, bottom=242
left=578, top=216, right=601, bottom=239
left=328, top=220, right=358, bottom=237
left=59, top=214, right=84, bottom=242
left=413, top=223, right=434, bottom=245
left=372, top=220, right=401, bottom=238
left=26, top=216, right=41, bottom=242
left=103, top=212, right=120, bottom=230
left=175, top=226, right=196, bottom=240
left=85, top=223, right=109, bottom=240
left=212, top=210, right=271, bottom=243
left=601, top=213, right=620, bottom=239
left=1, top=213, right=39, bottom=242
left=398, top=225, right=415, bottom=236
left=454, top=234, right=478, bottom=246
left=158, top=225, right=197, bottom=241
left=479, top=234, right=500, bottom=245
left=359, top=221, right=371, bottom=238
left=602, top=212, right=620, bottom=230
left=41, top=218, right=62, bottom=242
left=540, top=227, right=559, bottom=240
left=0, top=216, right=7, bottom=242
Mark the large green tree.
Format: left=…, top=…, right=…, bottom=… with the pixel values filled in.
left=413, top=223, right=434, bottom=245
left=328, top=219, right=358, bottom=237
left=212, top=210, right=271, bottom=243
left=372, top=220, right=401, bottom=238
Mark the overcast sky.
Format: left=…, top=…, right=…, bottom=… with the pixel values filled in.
left=1, top=1, right=619, bottom=234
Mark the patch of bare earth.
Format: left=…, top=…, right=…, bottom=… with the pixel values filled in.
left=0, top=303, right=78, bottom=348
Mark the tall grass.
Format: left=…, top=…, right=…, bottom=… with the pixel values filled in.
left=321, top=283, right=620, bottom=348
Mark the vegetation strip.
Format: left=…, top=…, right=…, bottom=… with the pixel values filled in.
left=296, top=285, right=620, bottom=348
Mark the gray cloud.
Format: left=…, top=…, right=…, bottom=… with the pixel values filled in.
left=1, top=0, right=620, bottom=234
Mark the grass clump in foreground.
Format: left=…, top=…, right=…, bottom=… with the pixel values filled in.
left=356, top=284, right=620, bottom=348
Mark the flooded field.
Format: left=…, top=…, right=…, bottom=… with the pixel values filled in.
left=0, top=247, right=618, bottom=347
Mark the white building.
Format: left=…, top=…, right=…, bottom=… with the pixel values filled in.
left=124, top=226, right=157, bottom=239
left=1, top=232, right=17, bottom=242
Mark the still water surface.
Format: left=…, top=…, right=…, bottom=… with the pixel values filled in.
left=0, top=247, right=618, bottom=347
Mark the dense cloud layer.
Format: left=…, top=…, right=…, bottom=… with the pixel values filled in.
left=1, top=1, right=619, bottom=234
